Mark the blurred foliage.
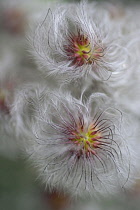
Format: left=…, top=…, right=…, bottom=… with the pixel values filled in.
left=0, top=156, right=46, bottom=210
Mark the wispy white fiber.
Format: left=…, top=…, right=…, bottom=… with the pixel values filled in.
left=11, top=84, right=139, bottom=198
left=30, top=1, right=130, bottom=82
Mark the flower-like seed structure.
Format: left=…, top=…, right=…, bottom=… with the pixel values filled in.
left=12, top=86, right=138, bottom=197
left=32, top=2, right=130, bottom=81
left=65, top=31, right=104, bottom=67
left=71, top=122, right=101, bottom=156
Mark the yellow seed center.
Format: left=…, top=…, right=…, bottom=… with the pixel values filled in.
left=76, top=42, right=91, bottom=60
left=73, top=124, right=101, bottom=151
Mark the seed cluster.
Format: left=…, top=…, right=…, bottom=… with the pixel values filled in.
left=70, top=122, right=102, bottom=156
left=65, top=31, right=104, bottom=67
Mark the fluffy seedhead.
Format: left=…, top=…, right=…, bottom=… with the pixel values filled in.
left=12, top=85, right=138, bottom=198
left=31, top=1, right=129, bottom=82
